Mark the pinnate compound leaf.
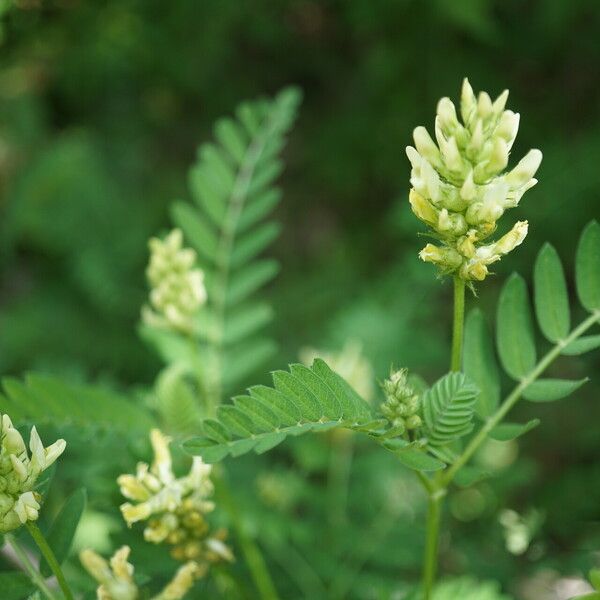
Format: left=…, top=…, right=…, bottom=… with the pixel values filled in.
left=497, top=273, right=536, bottom=379
left=534, top=243, right=570, bottom=342
left=183, top=359, right=373, bottom=462
left=523, top=378, right=588, bottom=402
left=422, top=372, right=479, bottom=446
left=464, top=309, right=500, bottom=419
left=40, top=488, right=87, bottom=577
left=489, top=419, right=540, bottom=441
left=454, top=465, right=492, bottom=487
left=576, top=220, right=600, bottom=312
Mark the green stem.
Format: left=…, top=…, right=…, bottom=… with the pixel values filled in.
left=25, top=521, right=73, bottom=600
left=442, top=309, right=600, bottom=487
left=6, top=533, right=57, bottom=600
left=450, top=276, right=465, bottom=372
left=422, top=488, right=445, bottom=600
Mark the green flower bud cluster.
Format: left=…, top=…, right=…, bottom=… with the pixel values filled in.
left=142, top=229, right=207, bottom=334
left=406, top=78, right=542, bottom=281
left=118, top=430, right=233, bottom=567
left=0, top=414, right=66, bottom=533
left=380, top=369, right=422, bottom=434
left=80, top=545, right=202, bottom=600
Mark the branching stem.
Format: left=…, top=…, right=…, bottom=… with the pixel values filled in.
left=442, top=309, right=600, bottom=486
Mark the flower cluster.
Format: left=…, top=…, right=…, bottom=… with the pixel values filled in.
left=80, top=545, right=202, bottom=600
left=0, top=414, right=66, bottom=533
left=118, top=429, right=232, bottom=566
left=406, top=78, right=542, bottom=281
left=380, top=369, right=422, bottom=434
left=142, top=229, right=207, bottom=334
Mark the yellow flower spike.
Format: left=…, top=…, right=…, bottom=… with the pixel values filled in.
left=407, top=79, right=541, bottom=281
left=117, top=429, right=232, bottom=569
left=154, top=562, right=204, bottom=600
left=80, top=547, right=138, bottom=600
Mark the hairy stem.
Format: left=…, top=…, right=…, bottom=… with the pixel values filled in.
left=25, top=521, right=73, bottom=600
left=422, top=488, right=445, bottom=600
left=6, top=533, right=57, bottom=600
left=442, top=309, right=600, bottom=487
left=450, top=276, right=465, bottom=372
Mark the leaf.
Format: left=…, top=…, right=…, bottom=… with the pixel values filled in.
left=463, top=309, right=500, bottom=419
left=40, top=488, right=87, bottom=577
left=167, top=87, right=301, bottom=394
left=0, top=375, right=155, bottom=432
left=394, top=447, right=446, bottom=472
left=454, top=465, right=492, bottom=487
left=523, top=378, right=588, bottom=402
left=183, top=359, right=373, bottom=462
left=0, top=573, right=34, bottom=599
left=576, top=220, right=600, bottom=312
left=534, top=243, right=570, bottom=342
left=489, top=419, right=540, bottom=441
left=422, top=372, right=479, bottom=446
left=561, top=335, right=600, bottom=355
left=497, top=273, right=537, bottom=379
left=170, top=201, right=218, bottom=262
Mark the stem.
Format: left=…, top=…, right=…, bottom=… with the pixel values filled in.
left=25, top=521, right=73, bottom=600
left=442, top=309, right=600, bottom=487
left=6, top=534, right=57, bottom=600
left=422, top=489, right=445, bottom=600
left=450, top=276, right=465, bottom=372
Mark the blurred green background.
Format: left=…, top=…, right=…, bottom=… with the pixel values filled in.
left=0, top=1, right=599, bottom=598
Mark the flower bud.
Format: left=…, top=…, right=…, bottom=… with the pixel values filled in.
left=505, top=149, right=543, bottom=187
left=409, top=189, right=438, bottom=225
left=413, top=126, right=441, bottom=167
left=460, top=77, right=476, bottom=125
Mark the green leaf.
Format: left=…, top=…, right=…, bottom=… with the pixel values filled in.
left=463, top=309, right=500, bottom=419
left=497, top=273, right=537, bottom=379
left=0, top=573, right=34, bottom=599
left=0, top=375, right=154, bottom=432
left=523, top=378, right=588, bottom=402
left=454, top=465, right=492, bottom=487
left=230, top=222, right=280, bottom=268
left=562, top=335, right=600, bottom=355
left=422, top=372, right=479, bottom=446
left=489, top=419, right=540, bottom=441
left=576, top=220, right=600, bottom=312
left=170, top=201, right=218, bottom=262
left=41, top=488, right=87, bottom=577
left=227, top=259, right=280, bottom=305
left=534, top=243, right=570, bottom=342
left=394, top=447, right=446, bottom=472
left=183, top=359, right=373, bottom=462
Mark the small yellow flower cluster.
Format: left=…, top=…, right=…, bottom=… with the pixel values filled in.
left=142, top=229, right=207, bottom=334
left=80, top=545, right=202, bottom=600
left=380, top=369, right=422, bottom=434
left=118, top=429, right=233, bottom=566
left=0, top=414, right=66, bottom=533
left=406, top=79, right=542, bottom=280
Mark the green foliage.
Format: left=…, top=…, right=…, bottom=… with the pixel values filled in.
left=496, top=273, right=537, bottom=379
left=576, top=221, right=600, bottom=312
left=489, top=419, right=540, bottom=441
left=422, top=372, right=478, bottom=448
left=523, top=378, right=589, bottom=402
left=167, top=87, right=302, bottom=396
left=431, top=576, right=512, bottom=600
left=0, top=573, right=34, bottom=600
left=183, top=359, right=375, bottom=462
left=40, top=488, right=86, bottom=577
left=0, top=374, right=154, bottom=431
left=534, top=243, right=570, bottom=342
left=463, top=309, right=499, bottom=419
